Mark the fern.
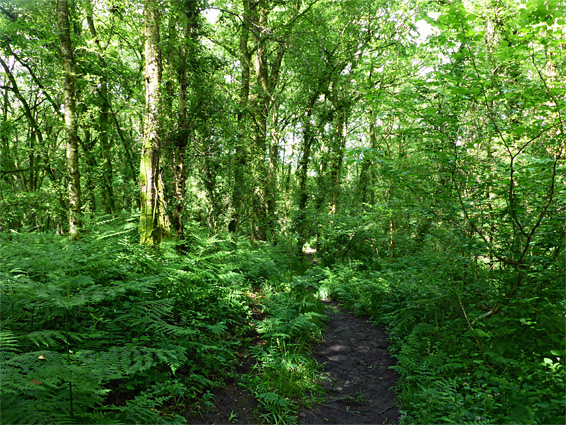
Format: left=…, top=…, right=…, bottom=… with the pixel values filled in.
left=26, top=330, right=78, bottom=349
left=1, top=231, right=297, bottom=424
left=258, top=391, right=289, bottom=412
left=93, top=345, right=156, bottom=378
left=0, top=330, right=19, bottom=356
left=0, top=399, right=60, bottom=425
left=116, top=383, right=187, bottom=425
left=1, top=350, right=107, bottom=424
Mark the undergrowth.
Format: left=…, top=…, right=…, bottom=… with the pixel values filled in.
left=243, top=275, right=327, bottom=424
left=0, top=217, right=278, bottom=423
left=310, top=251, right=565, bottom=424
left=0, top=215, right=328, bottom=424
left=9, top=211, right=561, bottom=424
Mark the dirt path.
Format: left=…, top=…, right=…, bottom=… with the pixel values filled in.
left=186, top=299, right=399, bottom=425
left=298, top=301, right=399, bottom=425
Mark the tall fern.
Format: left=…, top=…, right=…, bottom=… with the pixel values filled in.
left=0, top=230, right=257, bottom=424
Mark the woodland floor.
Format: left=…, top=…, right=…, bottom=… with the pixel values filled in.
left=186, top=299, right=399, bottom=425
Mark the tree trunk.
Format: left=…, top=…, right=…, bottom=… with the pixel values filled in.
left=110, top=106, right=136, bottom=207
left=170, top=4, right=198, bottom=239
left=328, top=107, right=347, bottom=214
left=139, top=0, right=167, bottom=246
left=0, top=56, right=43, bottom=192
left=57, top=0, right=81, bottom=240
left=82, top=128, right=97, bottom=212
left=266, top=111, right=280, bottom=242
left=86, top=0, right=114, bottom=215
left=250, top=4, right=270, bottom=242
left=230, top=0, right=252, bottom=235
left=249, top=2, right=290, bottom=242
left=295, top=95, right=317, bottom=253
left=99, top=81, right=114, bottom=214
left=356, top=106, right=378, bottom=207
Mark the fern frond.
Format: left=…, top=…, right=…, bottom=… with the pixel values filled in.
left=26, top=330, right=72, bottom=349
left=116, top=383, right=186, bottom=425
left=152, top=344, right=188, bottom=373
left=257, top=391, right=290, bottom=413
left=86, top=345, right=157, bottom=380
left=0, top=399, right=58, bottom=425
left=150, top=320, right=198, bottom=338
left=0, top=330, right=20, bottom=355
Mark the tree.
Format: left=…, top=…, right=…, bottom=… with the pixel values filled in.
left=228, top=0, right=253, bottom=236
left=85, top=0, right=115, bottom=214
left=139, top=0, right=169, bottom=246
left=57, top=0, right=81, bottom=239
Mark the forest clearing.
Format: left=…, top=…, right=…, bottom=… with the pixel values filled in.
left=0, top=0, right=564, bottom=423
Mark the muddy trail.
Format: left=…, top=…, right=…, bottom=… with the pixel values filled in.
left=186, top=300, right=399, bottom=425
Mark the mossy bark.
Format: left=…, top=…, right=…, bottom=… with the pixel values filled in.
left=57, top=0, right=81, bottom=240
left=328, top=108, right=347, bottom=215
left=139, top=0, right=168, bottom=246
left=297, top=101, right=319, bottom=252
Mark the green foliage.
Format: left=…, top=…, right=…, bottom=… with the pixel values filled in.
left=0, top=187, right=67, bottom=232
left=1, top=0, right=564, bottom=423
left=227, top=244, right=284, bottom=288
left=242, top=278, right=326, bottom=424
left=0, top=220, right=331, bottom=424
left=315, top=212, right=382, bottom=267
left=0, top=224, right=269, bottom=424
left=316, top=248, right=565, bottom=424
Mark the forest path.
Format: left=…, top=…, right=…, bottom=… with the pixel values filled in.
left=186, top=298, right=399, bottom=425
left=298, top=300, right=399, bottom=424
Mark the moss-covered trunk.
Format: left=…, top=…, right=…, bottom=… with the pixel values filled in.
left=57, top=0, right=81, bottom=239
left=139, top=0, right=168, bottom=246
